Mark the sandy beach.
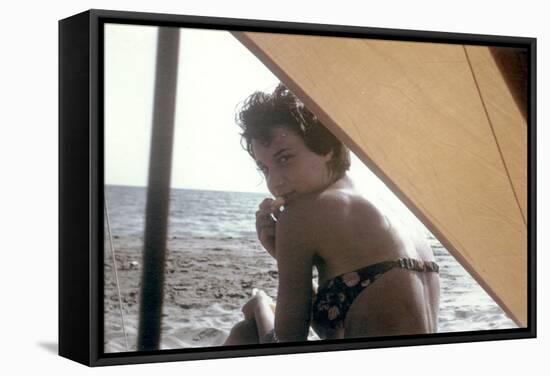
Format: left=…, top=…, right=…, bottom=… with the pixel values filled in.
left=104, top=234, right=281, bottom=351
left=104, top=232, right=517, bottom=352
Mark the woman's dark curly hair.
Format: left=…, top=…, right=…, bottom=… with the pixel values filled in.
left=236, top=83, right=350, bottom=179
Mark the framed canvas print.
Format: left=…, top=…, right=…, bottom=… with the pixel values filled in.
left=59, top=9, right=536, bottom=367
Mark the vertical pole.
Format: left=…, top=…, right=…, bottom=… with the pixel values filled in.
left=137, top=27, right=180, bottom=351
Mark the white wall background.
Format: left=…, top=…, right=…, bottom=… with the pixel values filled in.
left=0, top=0, right=546, bottom=375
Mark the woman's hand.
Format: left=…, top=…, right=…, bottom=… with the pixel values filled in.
left=255, top=197, right=285, bottom=258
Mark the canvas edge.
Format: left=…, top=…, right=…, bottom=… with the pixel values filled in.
left=59, top=10, right=93, bottom=366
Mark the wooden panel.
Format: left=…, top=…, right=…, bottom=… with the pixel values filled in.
left=490, top=47, right=528, bottom=120
left=233, top=32, right=527, bottom=327
left=465, top=45, right=527, bottom=223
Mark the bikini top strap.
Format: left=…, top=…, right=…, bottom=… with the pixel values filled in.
left=395, top=258, right=439, bottom=273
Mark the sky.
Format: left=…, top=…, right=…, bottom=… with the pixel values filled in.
left=104, top=23, right=421, bottom=223
left=105, top=23, right=275, bottom=194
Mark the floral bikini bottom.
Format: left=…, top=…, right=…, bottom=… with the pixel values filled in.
left=312, top=258, right=440, bottom=330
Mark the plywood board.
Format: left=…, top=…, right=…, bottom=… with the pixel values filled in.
left=465, top=46, right=527, bottom=223
left=233, top=32, right=528, bottom=327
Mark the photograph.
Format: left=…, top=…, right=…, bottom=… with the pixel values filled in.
left=102, top=22, right=525, bottom=354
left=2, top=0, right=544, bottom=374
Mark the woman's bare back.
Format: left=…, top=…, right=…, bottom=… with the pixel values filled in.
left=288, top=176, right=440, bottom=338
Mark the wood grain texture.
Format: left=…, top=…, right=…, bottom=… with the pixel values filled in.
left=465, top=45, right=527, bottom=224
left=233, top=32, right=527, bottom=327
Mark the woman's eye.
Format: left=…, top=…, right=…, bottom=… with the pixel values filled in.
left=278, top=155, right=292, bottom=164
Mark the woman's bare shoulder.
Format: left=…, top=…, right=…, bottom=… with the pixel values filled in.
left=279, top=187, right=388, bottom=244
left=274, top=195, right=317, bottom=248
left=317, top=188, right=389, bottom=229
left=280, top=189, right=348, bottom=225
left=273, top=191, right=340, bottom=249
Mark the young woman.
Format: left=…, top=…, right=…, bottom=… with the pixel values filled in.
left=224, top=84, right=440, bottom=344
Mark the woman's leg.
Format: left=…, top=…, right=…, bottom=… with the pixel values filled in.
left=223, top=319, right=260, bottom=346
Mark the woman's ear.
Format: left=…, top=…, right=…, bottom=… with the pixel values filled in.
left=323, top=150, right=333, bottom=162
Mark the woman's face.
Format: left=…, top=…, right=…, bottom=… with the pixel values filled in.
left=251, top=126, right=333, bottom=201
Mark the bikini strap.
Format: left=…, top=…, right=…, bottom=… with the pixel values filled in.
left=394, top=258, right=439, bottom=273
left=320, top=258, right=439, bottom=292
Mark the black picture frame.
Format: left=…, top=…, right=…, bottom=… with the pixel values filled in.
left=59, top=8, right=536, bottom=367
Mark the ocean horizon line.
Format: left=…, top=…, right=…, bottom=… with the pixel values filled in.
left=105, top=183, right=269, bottom=196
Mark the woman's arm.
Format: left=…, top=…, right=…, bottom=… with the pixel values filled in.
left=272, top=208, right=315, bottom=342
